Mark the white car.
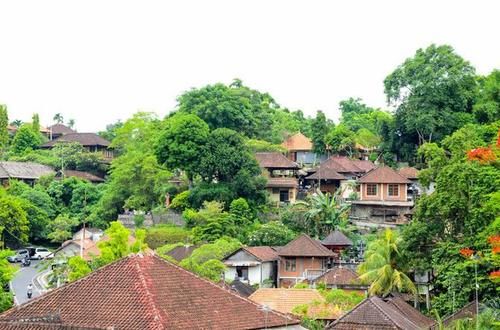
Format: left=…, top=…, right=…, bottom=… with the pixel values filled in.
left=31, top=247, right=53, bottom=260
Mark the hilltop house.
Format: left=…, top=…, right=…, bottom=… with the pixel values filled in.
left=281, top=132, right=327, bottom=166
left=41, top=132, right=113, bottom=160
left=223, top=246, right=280, bottom=287
left=306, top=156, right=375, bottom=197
left=255, top=152, right=300, bottom=205
left=0, top=161, right=54, bottom=186
left=48, top=123, right=76, bottom=140
left=327, top=295, right=435, bottom=329
left=350, top=166, right=414, bottom=227
left=277, top=234, right=335, bottom=287
left=0, top=254, right=302, bottom=329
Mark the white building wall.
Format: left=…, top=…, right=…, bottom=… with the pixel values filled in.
left=248, top=265, right=262, bottom=285
left=261, top=262, right=273, bottom=281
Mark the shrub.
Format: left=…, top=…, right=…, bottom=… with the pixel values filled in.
left=145, top=225, right=191, bottom=249
left=169, top=190, right=191, bottom=211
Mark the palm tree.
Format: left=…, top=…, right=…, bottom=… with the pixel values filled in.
left=297, top=188, right=350, bottom=238
left=53, top=113, right=64, bottom=124
left=358, top=228, right=416, bottom=296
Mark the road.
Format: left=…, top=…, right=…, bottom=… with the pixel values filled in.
left=10, top=260, right=45, bottom=305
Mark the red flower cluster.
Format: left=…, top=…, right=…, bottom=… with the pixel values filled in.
left=488, top=235, right=500, bottom=254
left=467, top=147, right=496, bottom=163
left=489, top=270, right=500, bottom=280
left=459, top=247, right=474, bottom=258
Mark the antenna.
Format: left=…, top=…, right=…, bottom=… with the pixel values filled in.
left=258, top=304, right=271, bottom=329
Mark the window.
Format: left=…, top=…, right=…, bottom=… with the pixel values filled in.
left=366, top=184, right=377, bottom=196
left=272, top=188, right=280, bottom=194
left=388, top=184, right=399, bottom=196
left=285, top=258, right=296, bottom=271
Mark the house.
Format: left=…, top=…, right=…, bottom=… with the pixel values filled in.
left=0, top=161, right=54, bottom=186
left=350, top=166, right=414, bottom=227
left=41, top=133, right=113, bottom=160
left=223, top=246, right=280, bottom=287
left=398, top=166, right=427, bottom=199
left=0, top=254, right=303, bottom=329
left=61, top=170, right=105, bottom=183
left=434, top=301, right=478, bottom=329
left=321, top=230, right=353, bottom=258
left=306, top=156, right=375, bottom=197
left=48, top=123, right=76, bottom=140
left=313, top=267, right=368, bottom=292
left=249, top=288, right=341, bottom=323
left=53, top=238, right=99, bottom=261
left=72, top=227, right=104, bottom=242
left=281, top=132, right=327, bottom=166
left=255, top=152, right=300, bottom=205
left=327, top=295, right=435, bottom=329
left=277, top=234, right=335, bottom=287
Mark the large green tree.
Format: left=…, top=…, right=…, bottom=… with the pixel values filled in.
left=11, top=124, right=42, bottom=155
left=0, top=105, right=9, bottom=154
left=310, top=111, right=331, bottom=154
left=176, top=80, right=276, bottom=140
left=473, top=69, right=500, bottom=124
left=0, top=192, right=30, bottom=246
left=384, top=44, right=477, bottom=159
left=155, top=113, right=209, bottom=180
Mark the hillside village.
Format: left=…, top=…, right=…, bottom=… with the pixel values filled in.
left=0, top=43, right=498, bottom=329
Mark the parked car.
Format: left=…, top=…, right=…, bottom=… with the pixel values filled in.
left=7, top=249, right=30, bottom=263
left=27, top=247, right=53, bottom=260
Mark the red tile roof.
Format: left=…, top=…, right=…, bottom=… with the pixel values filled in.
left=266, top=177, right=299, bottom=188
left=306, top=167, right=346, bottom=180
left=386, top=295, right=435, bottom=329
left=398, top=167, right=419, bottom=180
left=351, top=160, right=376, bottom=172
left=0, top=254, right=299, bottom=329
left=358, top=166, right=411, bottom=184
left=244, top=246, right=280, bottom=262
left=278, top=234, right=335, bottom=257
left=281, top=133, right=313, bottom=151
left=255, top=152, right=299, bottom=169
left=314, top=268, right=360, bottom=286
left=327, top=296, right=432, bottom=329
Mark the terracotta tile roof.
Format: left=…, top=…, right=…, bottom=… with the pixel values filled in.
left=321, top=231, right=353, bottom=246
left=306, top=167, right=346, bottom=180
left=0, top=162, right=54, bottom=180
left=358, top=166, right=411, bottom=184
left=0, top=321, right=107, bottom=329
left=249, top=289, right=341, bottom=320
left=325, top=157, right=364, bottom=173
left=398, top=167, right=419, bottom=180
left=281, top=133, right=313, bottom=151
left=244, top=246, right=280, bottom=262
left=439, top=301, right=476, bottom=328
left=327, top=296, right=432, bottom=329
left=385, top=295, right=435, bottom=329
left=314, top=268, right=360, bottom=286
left=41, top=133, right=110, bottom=148
left=48, top=124, right=76, bottom=135
left=0, top=254, right=299, bottom=329
left=255, top=152, right=299, bottom=169
left=63, top=170, right=105, bottom=183
left=266, top=177, right=299, bottom=188
left=351, top=160, right=376, bottom=172
left=278, top=234, right=335, bottom=257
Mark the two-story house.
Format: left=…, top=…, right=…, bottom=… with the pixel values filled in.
left=350, top=166, right=413, bottom=227
left=255, top=152, right=300, bottom=205
left=281, top=132, right=327, bottom=166
left=277, top=234, right=335, bottom=287
left=41, top=132, right=114, bottom=160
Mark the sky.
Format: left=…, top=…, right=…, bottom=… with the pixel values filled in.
left=0, top=0, right=499, bottom=132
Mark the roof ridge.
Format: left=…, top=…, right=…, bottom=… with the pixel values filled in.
left=370, top=296, right=420, bottom=329
left=327, top=296, right=371, bottom=328
left=303, top=233, right=334, bottom=254
left=133, top=256, right=166, bottom=329
left=150, top=255, right=298, bottom=324
left=0, top=254, right=138, bottom=317
left=241, top=246, right=264, bottom=262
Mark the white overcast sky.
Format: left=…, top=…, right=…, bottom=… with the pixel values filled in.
left=0, top=0, right=499, bottom=132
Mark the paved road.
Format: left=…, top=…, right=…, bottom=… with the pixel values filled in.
left=10, top=260, right=44, bottom=305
